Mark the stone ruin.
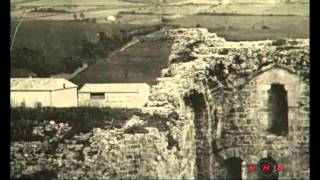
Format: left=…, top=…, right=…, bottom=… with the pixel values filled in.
left=91, top=28, right=309, bottom=179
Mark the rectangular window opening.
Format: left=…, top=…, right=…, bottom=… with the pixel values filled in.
left=90, top=93, right=105, bottom=100
left=268, top=83, right=289, bottom=136
left=35, top=102, right=42, bottom=108
left=21, top=101, right=26, bottom=107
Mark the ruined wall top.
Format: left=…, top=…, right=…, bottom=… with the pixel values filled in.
left=165, top=28, right=309, bottom=85
left=144, top=28, right=309, bottom=117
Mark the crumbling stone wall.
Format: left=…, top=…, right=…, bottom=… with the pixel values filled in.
left=217, top=68, right=309, bottom=179
left=84, top=127, right=180, bottom=179
left=79, top=28, right=309, bottom=179
left=155, top=28, right=309, bottom=179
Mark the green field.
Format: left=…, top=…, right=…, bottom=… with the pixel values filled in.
left=11, top=0, right=138, bottom=6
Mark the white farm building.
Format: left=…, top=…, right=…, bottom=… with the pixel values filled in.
left=107, top=15, right=116, bottom=22
left=10, top=78, right=78, bottom=108
left=78, top=83, right=150, bottom=108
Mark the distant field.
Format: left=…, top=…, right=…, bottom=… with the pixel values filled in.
left=11, top=0, right=138, bottom=6
left=10, top=3, right=147, bottom=20
left=11, top=2, right=308, bottom=24
left=121, top=4, right=212, bottom=15
left=168, top=15, right=309, bottom=40
left=168, top=0, right=219, bottom=5
left=121, top=0, right=186, bottom=4
left=11, top=0, right=36, bottom=4
left=31, top=8, right=140, bottom=21
left=71, top=36, right=170, bottom=86
left=118, top=14, right=163, bottom=25
left=201, top=3, right=309, bottom=16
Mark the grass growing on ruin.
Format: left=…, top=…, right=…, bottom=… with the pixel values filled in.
left=11, top=107, right=132, bottom=141
left=10, top=106, right=170, bottom=141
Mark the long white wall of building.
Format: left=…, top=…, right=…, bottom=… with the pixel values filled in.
left=52, top=88, right=78, bottom=107
left=11, top=91, right=52, bottom=107
left=11, top=88, right=78, bottom=108
left=78, top=92, right=149, bottom=108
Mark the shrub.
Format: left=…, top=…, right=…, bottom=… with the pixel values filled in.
left=218, top=48, right=229, bottom=55
left=63, top=56, right=83, bottom=73
left=166, top=132, right=179, bottom=150
left=11, top=106, right=173, bottom=141
left=272, top=39, right=287, bottom=46
left=262, top=25, right=271, bottom=29
left=124, top=124, right=149, bottom=134
left=170, top=40, right=203, bottom=62
left=10, top=107, right=173, bottom=138
left=10, top=107, right=142, bottom=141
left=30, top=8, right=69, bottom=13
left=19, top=169, right=57, bottom=179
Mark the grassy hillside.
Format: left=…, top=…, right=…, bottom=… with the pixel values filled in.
left=71, top=35, right=170, bottom=86
left=10, top=20, right=147, bottom=76
left=10, top=18, right=168, bottom=84
left=10, top=20, right=141, bottom=56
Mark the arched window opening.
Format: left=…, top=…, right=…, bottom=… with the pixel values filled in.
left=223, top=157, right=243, bottom=180
left=268, top=83, right=289, bottom=136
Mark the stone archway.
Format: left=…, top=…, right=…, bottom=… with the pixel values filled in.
left=184, top=90, right=213, bottom=179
